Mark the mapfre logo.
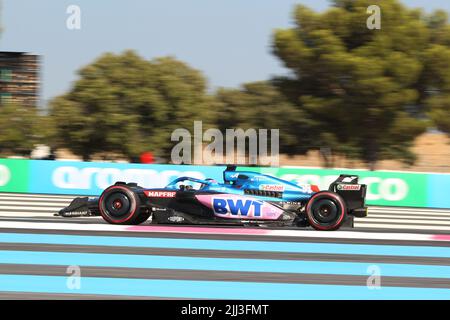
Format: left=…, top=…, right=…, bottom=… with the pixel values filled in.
left=144, top=191, right=176, bottom=198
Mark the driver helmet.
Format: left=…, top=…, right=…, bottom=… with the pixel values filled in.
left=200, top=178, right=218, bottom=189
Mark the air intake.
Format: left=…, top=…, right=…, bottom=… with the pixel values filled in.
left=244, top=189, right=283, bottom=198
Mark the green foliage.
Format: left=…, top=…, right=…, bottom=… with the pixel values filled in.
left=17, top=1, right=450, bottom=167
left=214, top=81, right=315, bottom=155
left=0, top=103, right=44, bottom=156
left=271, top=0, right=450, bottom=168
left=423, top=41, right=450, bottom=135
left=49, top=51, right=214, bottom=161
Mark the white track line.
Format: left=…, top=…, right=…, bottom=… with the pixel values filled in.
left=355, top=218, right=450, bottom=225
left=0, top=202, right=70, bottom=207
left=370, top=207, right=450, bottom=214
left=370, top=205, right=449, bottom=210
left=0, top=216, right=100, bottom=220
left=368, top=210, right=450, bottom=217
left=0, top=220, right=447, bottom=242
left=0, top=194, right=82, bottom=199
left=268, top=229, right=448, bottom=241
left=0, top=206, right=67, bottom=211
left=0, top=213, right=66, bottom=217
left=354, top=223, right=450, bottom=231
left=360, top=214, right=450, bottom=220
left=0, top=199, right=73, bottom=203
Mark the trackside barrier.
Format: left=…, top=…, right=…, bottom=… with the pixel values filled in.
left=0, top=159, right=449, bottom=208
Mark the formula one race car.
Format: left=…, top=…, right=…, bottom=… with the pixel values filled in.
left=58, top=166, right=368, bottom=230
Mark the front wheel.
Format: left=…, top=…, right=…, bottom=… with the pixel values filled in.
left=306, top=191, right=347, bottom=231
left=98, top=185, right=147, bottom=225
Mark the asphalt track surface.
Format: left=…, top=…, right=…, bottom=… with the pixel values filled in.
left=0, top=193, right=449, bottom=299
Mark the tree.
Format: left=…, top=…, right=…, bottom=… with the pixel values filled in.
left=0, top=0, right=3, bottom=37
left=0, top=103, right=44, bottom=156
left=214, top=81, right=315, bottom=156
left=423, top=10, right=450, bottom=135
left=271, top=0, right=444, bottom=169
left=49, top=51, right=214, bottom=161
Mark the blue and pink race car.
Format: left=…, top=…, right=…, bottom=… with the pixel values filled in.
left=58, top=166, right=368, bottom=230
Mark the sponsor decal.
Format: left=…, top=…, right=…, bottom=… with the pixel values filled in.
left=259, top=184, right=284, bottom=192
left=337, top=184, right=362, bottom=191
left=61, top=211, right=90, bottom=217
left=195, top=194, right=284, bottom=220
left=0, top=159, right=30, bottom=193
left=213, top=198, right=263, bottom=217
left=29, top=161, right=225, bottom=195
left=144, top=191, right=176, bottom=198
left=0, top=165, right=11, bottom=187
left=168, top=216, right=185, bottom=223
left=428, top=174, right=450, bottom=209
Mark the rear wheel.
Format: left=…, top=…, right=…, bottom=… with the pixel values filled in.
left=99, top=185, right=147, bottom=225
left=306, top=191, right=346, bottom=231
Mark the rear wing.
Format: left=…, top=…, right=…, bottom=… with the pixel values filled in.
left=328, top=174, right=367, bottom=217
left=328, top=174, right=360, bottom=191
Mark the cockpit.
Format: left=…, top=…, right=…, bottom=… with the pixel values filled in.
left=165, top=177, right=218, bottom=191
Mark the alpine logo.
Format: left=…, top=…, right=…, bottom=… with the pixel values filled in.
left=144, top=191, right=176, bottom=198
left=337, top=184, right=361, bottom=191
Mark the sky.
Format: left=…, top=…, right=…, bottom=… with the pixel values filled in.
left=1, top=0, right=450, bottom=105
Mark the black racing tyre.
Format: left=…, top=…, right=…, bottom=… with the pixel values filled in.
left=306, top=191, right=347, bottom=231
left=99, top=185, right=144, bottom=225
